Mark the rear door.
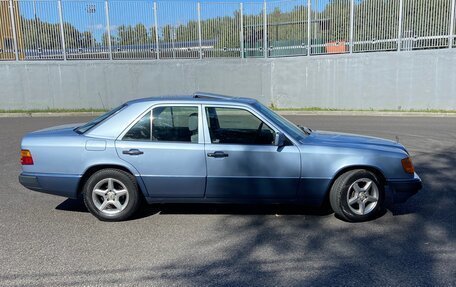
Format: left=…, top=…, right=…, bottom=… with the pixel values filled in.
left=115, top=104, right=206, bottom=198
left=203, top=105, right=301, bottom=200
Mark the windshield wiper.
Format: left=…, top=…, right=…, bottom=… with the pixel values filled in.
left=298, top=125, right=313, bottom=135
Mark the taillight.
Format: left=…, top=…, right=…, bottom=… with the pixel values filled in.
left=20, top=149, right=34, bottom=165
left=401, top=157, right=414, bottom=174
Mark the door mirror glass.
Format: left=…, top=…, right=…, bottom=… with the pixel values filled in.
left=274, top=132, right=286, bottom=147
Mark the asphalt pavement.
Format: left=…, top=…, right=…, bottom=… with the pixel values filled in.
left=0, top=115, right=455, bottom=287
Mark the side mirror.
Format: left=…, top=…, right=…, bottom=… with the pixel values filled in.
left=274, top=132, right=286, bottom=147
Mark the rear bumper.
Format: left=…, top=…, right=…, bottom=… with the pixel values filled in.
left=19, top=172, right=80, bottom=199
left=388, top=173, right=422, bottom=203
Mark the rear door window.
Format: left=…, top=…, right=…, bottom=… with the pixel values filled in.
left=123, top=106, right=199, bottom=143
left=152, top=106, right=199, bottom=143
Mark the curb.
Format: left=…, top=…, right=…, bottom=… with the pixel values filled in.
left=276, top=111, right=456, bottom=117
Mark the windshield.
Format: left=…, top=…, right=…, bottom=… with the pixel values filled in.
left=74, top=104, right=127, bottom=134
left=254, top=102, right=308, bottom=142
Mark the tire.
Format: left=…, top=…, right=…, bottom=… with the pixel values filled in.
left=83, top=169, right=142, bottom=221
left=329, top=169, right=385, bottom=222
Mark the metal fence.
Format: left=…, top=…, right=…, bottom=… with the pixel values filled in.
left=0, top=0, right=455, bottom=61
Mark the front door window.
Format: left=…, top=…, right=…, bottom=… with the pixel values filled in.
left=205, top=107, right=275, bottom=145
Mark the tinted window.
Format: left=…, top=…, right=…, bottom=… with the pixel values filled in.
left=152, top=106, right=199, bottom=143
left=206, top=107, right=274, bottom=145
left=123, top=112, right=151, bottom=141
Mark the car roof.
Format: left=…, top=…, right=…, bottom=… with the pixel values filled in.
left=125, top=92, right=258, bottom=106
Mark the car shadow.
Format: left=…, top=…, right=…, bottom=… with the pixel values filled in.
left=55, top=197, right=391, bottom=221
left=135, top=203, right=334, bottom=218
left=55, top=197, right=334, bottom=217
left=55, top=198, right=88, bottom=213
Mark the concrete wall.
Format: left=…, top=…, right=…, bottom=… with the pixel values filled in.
left=1, top=49, right=455, bottom=110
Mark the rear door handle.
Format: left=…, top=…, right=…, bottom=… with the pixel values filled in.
left=207, top=151, right=229, bottom=158
left=122, top=149, right=144, bottom=156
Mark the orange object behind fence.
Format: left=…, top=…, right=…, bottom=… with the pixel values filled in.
left=326, top=41, right=347, bottom=54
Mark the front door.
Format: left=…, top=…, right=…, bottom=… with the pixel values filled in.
left=203, top=106, right=301, bottom=199
left=116, top=105, right=206, bottom=198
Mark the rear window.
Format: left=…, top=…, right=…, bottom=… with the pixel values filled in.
left=75, top=104, right=127, bottom=134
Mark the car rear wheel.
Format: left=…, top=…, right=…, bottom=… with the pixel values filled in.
left=83, top=169, right=141, bottom=221
left=329, top=169, right=385, bottom=222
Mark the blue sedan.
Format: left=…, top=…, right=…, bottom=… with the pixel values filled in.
left=19, top=92, right=422, bottom=222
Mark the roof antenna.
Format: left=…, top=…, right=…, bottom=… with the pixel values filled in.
left=395, top=136, right=400, bottom=143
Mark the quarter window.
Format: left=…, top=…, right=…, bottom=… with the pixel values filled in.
left=123, top=112, right=151, bottom=141
left=205, top=107, right=275, bottom=145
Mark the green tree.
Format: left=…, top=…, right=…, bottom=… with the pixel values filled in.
left=134, top=23, right=149, bottom=44
left=320, top=0, right=350, bottom=42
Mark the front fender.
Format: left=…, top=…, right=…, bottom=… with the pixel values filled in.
left=297, top=144, right=410, bottom=205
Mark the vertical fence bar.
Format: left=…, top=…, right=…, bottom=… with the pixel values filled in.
left=263, top=1, right=267, bottom=58
left=171, top=27, right=176, bottom=59
left=307, top=0, right=311, bottom=56
left=397, top=0, right=403, bottom=51
left=57, top=0, right=67, bottom=61
left=153, top=2, right=160, bottom=59
left=197, top=2, right=202, bottom=59
left=104, top=0, right=112, bottom=60
left=349, top=0, right=354, bottom=53
left=240, top=2, right=244, bottom=58
left=447, top=1, right=451, bottom=48
left=8, top=0, right=19, bottom=61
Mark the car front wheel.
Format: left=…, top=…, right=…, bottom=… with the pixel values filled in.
left=83, top=169, right=141, bottom=221
left=329, top=169, right=385, bottom=222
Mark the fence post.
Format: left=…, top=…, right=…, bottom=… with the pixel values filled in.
left=8, top=0, right=19, bottom=61
left=240, top=2, right=244, bottom=59
left=450, top=0, right=455, bottom=48
left=263, top=1, right=267, bottom=58
left=349, top=0, right=354, bottom=54
left=397, top=0, right=403, bottom=51
left=154, top=2, right=160, bottom=59
left=197, top=2, right=202, bottom=59
left=104, top=0, right=112, bottom=60
left=57, top=0, right=67, bottom=61
left=307, top=0, right=311, bottom=56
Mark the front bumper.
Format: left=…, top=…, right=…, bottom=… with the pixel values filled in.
left=387, top=173, right=422, bottom=203
left=19, top=172, right=80, bottom=199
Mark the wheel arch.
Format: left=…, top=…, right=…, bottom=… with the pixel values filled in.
left=322, top=165, right=387, bottom=208
left=77, top=164, right=148, bottom=198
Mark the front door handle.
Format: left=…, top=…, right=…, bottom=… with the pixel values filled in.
left=207, top=151, right=229, bottom=158
left=122, top=149, right=144, bottom=156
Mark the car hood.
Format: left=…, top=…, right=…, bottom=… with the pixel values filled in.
left=304, top=130, right=408, bottom=153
